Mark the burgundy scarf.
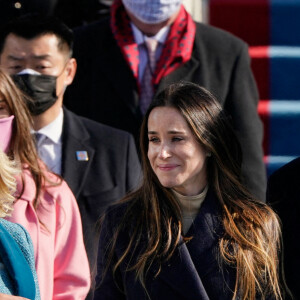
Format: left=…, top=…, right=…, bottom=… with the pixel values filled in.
left=110, top=0, right=196, bottom=90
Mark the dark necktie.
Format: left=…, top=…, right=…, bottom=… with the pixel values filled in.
left=34, top=133, right=51, bottom=169
left=140, top=38, right=159, bottom=114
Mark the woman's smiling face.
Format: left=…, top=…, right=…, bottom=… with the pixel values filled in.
left=147, top=106, right=208, bottom=196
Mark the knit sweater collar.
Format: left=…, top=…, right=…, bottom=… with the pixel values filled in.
left=172, top=185, right=209, bottom=234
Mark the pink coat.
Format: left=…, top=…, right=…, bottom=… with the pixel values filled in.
left=7, top=167, right=91, bottom=300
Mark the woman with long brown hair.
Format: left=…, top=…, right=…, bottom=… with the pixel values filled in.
left=94, top=82, right=284, bottom=300
left=0, top=68, right=90, bottom=300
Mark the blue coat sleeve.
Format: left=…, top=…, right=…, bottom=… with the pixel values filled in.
left=0, top=220, right=40, bottom=300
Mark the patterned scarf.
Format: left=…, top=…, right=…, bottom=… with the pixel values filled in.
left=110, top=0, right=196, bottom=90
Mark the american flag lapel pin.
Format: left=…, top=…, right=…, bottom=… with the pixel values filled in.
left=76, top=151, right=89, bottom=161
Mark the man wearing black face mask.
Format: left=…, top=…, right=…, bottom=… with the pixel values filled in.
left=12, top=68, right=62, bottom=117
left=0, top=14, right=141, bottom=299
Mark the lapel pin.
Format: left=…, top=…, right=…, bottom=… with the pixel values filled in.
left=76, top=151, right=89, bottom=161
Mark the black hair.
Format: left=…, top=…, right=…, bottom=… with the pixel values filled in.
left=0, top=14, right=74, bottom=57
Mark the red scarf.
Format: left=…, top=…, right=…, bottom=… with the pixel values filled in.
left=111, top=0, right=196, bottom=90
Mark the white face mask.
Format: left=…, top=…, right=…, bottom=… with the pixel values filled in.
left=123, top=0, right=182, bottom=24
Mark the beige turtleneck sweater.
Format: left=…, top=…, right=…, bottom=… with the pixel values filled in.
left=172, top=185, right=208, bottom=235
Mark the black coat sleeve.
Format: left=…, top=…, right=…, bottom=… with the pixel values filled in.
left=224, top=42, right=266, bottom=202
left=266, top=159, right=300, bottom=300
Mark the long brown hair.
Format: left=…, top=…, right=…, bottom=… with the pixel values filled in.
left=0, top=68, right=47, bottom=209
left=105, top=82, right=283, bottom=299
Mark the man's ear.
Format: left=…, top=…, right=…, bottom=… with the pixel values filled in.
left=64, top=58, right=77, bottom=86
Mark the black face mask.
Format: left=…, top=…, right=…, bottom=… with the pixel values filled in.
left=12, top=74, right=58, bottom=116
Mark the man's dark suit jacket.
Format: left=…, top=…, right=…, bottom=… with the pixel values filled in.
left=61, top=108, right=141, bottom=280
left=64, top=18, right=265, bottom=201
left=267, top=158, right=300, bottom=300
left=94, top=189, right=237, bottom=300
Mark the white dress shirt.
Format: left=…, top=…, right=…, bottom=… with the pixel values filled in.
left=130, top=22, right=170, bottom=82
left=33, top=108, right=63, bottom=175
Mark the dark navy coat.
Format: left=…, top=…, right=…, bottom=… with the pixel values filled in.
left=93, top=190, right=237, bottom=300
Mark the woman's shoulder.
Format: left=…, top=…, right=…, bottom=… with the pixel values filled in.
left=20, top=166, right=70, bottom=203
left=0, top=219, right=36, bottom=266
left=0, top=218, right=28, bottom=238
left=0, top=219, right=33, bottom=249
left=0, top=219, right=40, bottom=299
left=19, top=163, right=62, bottom=198
left=104, top=201, right=131, bottom=221
left=101, top=200, right=138, bottom=232
left=0, top=219, right=35, bottom=265
left=38, top=168, right=75, bottom=203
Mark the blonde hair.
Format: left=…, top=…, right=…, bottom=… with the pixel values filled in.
left=0, top=148, right=19, bottom=217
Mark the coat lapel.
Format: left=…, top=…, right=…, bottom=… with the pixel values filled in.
left=61, top=108, right=95, bottom=199
left=157, top=241, right=210, bottom=299
left=155, top=190, right=223, bottom=299
left=155, top=54, right=200, bottom=97
left=185, top=190, right=223, bottom=277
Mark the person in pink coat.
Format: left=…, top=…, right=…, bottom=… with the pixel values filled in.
left=0, top=69, right=90, bottom=299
